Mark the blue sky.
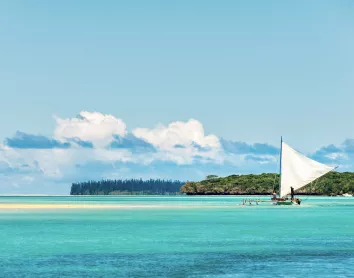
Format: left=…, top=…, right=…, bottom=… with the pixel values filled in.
left=0, top=1, right=354, bottom=193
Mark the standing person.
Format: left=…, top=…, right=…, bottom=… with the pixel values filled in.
left=272, top=191, right=277, bottom=200
left=291, top=187, right=295, bottom=200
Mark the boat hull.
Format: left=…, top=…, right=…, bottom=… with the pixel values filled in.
left=275, top=200, right=293, bottom=205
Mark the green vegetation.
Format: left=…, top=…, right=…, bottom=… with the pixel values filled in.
left=181, top=172, right=354, bottom=196
left=71, top=172, right=354, bottom=196
left=206, top=175, right=219, bottom=180
left=70, top=179, right=185, bottom=195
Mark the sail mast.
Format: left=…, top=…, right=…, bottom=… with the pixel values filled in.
left=279, top=136, right=282, bottom=198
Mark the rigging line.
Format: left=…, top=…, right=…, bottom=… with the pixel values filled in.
left=302, top=166, right=337, bottom=201
left=302, top=182, right=312, bottom=201
left=303, top=178, right=321, bottom=201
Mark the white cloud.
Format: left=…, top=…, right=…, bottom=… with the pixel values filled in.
left=54, top=111, right=126, bottom=147
left=0, top=116, right=270, bottom=187
left=133, top=119, right=220, bottom=150
left=326, top=152, right=347, bottom=160
left=92, top=148, right=132, bottom=163
left=132, top=119, right=223, bottom=164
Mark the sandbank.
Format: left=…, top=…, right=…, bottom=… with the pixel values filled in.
left=0, top=203, right=243, bottom=209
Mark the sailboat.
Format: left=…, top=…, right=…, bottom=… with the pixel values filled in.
left=274, top=137, right=337, bottom=205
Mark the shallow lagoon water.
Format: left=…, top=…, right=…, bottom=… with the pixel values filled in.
left=1, top=196, right=353, bottom=277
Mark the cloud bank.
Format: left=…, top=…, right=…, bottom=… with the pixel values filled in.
left=54, top=111, right=126, bottom=147
left=0, top=111, right=349, bottom=194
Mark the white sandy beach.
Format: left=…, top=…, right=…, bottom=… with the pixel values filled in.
left=0, top=203, right=245, bottom=209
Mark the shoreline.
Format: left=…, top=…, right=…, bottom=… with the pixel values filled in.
left=0, top=194, right=344, bottom=197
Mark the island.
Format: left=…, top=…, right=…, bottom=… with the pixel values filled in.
left=70, top=172, right=354, bottom=196
left=180, top=172, right=354, bottom=196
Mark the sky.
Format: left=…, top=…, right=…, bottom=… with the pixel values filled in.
left=0, top=1, right=354, bottom=194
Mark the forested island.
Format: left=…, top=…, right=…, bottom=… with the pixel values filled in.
left=70, top=172, right=354, bottom=196
left=180, top=172, right=354, bottom=196
left=70, top=179, right=185, bottom=195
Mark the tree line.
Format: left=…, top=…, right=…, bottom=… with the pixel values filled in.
left=70, top=172, right=354, bottom=196
left=70, top=179, right=185, bottom=195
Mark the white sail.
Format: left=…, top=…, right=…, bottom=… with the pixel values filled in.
left=280, top=142, right=335, bottom=198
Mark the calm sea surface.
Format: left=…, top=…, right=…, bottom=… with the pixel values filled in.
left=1, top=196, right=353, bottom=277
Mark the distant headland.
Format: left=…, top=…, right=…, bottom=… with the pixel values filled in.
left=70, top=172, right=354, bottom=196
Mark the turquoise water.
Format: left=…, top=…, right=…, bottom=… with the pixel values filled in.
left=1, top=196, right=354, bottom=277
